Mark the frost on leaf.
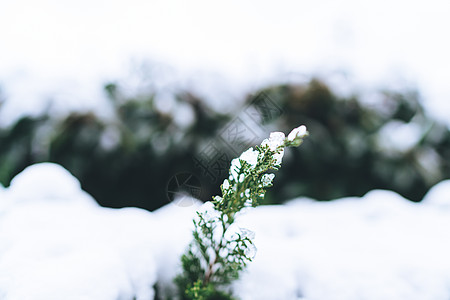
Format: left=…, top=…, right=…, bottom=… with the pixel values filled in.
left=261, top=173, right=275, bottom=187
left=261, top=132, right=286, bottom=151
left=230, top=158, right=241, bottom=180
left=239, top=147, right=259, bottom=168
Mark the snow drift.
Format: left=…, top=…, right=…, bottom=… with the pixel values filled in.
left=1, top=163, right=450, bottom=299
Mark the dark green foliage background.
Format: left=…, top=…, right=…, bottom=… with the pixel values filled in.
left=1, top=79, right=449, bottom=211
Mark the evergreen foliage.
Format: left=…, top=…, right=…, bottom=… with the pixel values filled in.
left=175, top=126, right=309, bottom=299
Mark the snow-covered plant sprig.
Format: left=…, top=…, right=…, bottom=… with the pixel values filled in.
left=175, top=125, right=309, bottom=300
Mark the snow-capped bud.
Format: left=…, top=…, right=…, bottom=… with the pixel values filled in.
left=230, top=158, right=241, bottom=180
left=222, top=179, right=230, bottom=190
left=287, top=125, right=308, bottom=142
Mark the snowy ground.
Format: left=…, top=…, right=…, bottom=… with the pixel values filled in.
left=1, top=163, right=450, bottom=299
left=1, top=0, right=450, bottom=126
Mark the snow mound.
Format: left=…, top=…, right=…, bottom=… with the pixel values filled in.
left=422, top=179, right=450, bottom=209
left=6, top=163, right=94, bottom=205
left=0, top=164, right=161, bottom=300
left=233, top=192, right=450, bottom=300
left=2, top=163, right=450, bottom=299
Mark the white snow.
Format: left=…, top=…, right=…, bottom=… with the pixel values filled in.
left=262, top=132, right=286, bottom=152
left=1, top=0, right=450, bottom=126
left=376, top=121, right=423, bottom=154
left=234, top=191, right=450, bottom=299
left=239, top=148, right=259, bottom=168
left=0, top=164, right=159, bottom=300
left=1, top=163, right=450, bottom=299
left=288, top=125, right=308, bottom=142
left=422, top=180, right=450, bottom=209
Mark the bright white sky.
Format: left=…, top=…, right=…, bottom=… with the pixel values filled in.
left=0, top=0, right=449, bottom=126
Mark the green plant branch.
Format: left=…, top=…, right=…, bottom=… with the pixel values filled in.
left=176, top=125, right=309, bottom=299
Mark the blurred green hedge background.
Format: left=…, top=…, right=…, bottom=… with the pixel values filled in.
left=1, top=78, right=449, bottom=211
